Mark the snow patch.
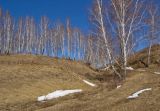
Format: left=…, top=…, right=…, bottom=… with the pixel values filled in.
left=137, top=69, right=146, bottom=72
left=127, top=88, right=152, bottom=99
left=83, top=80, right=96, bottom=87
left=117, top=85, right=121, bottom=89
left=154, top=72, right=160, bottom=75
left=126, top=67, right=134, bottom=70
left=38, top=89, right=82, bottom=102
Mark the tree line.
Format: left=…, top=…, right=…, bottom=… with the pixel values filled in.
left=0, top=9, right=89, bottom=61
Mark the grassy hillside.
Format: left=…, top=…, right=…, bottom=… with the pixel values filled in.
left=36, top=66, right=160, bottom=111
left=128, top=44, right=160, bottom=68
left=0, top=55, right=98, bottom=111
left=0, top=45, right=159, bottom=111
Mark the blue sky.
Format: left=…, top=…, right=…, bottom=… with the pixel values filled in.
left=0, top=0, right=92, bottom=32
left=0, top=0, right=160, bottom=33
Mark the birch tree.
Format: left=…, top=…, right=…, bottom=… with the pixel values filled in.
left=109, top=0, right=147, bottom=78
left=147, top=3, right=160, bottom=66
left=66, top=19, right=72, bottom=59
left=0, top=8, right=3, bottom=54
left=3, top=11, right=14, bottom=54
left=39, top=16, right=49, bottom=55
left=90, top=0, right=122, bottom=78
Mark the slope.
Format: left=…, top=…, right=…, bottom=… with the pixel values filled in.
left=0, top=54, right=98, bottom=111
left=35, top=65, right=160, bottom=111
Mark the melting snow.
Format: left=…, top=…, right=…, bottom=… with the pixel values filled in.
left=154, top=72, right=160, bottom=75
left=117, top=85, right=121, bottom=89
left=38, top=89, right=82, bottom=102
left=137, top=69, right=146, bottom=72
left=127, top=88, right=152, bottom=99
left=126, top=67, right=134, bottom=71
left=83, top=80, right=96, bottom=87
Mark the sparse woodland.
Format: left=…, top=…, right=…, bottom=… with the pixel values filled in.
left=0, top=0, right=160, bottom=79
left=0, top=1, right=160, bottom=110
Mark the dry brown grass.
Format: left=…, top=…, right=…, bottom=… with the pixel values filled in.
left=0, top=54, right=98, bottom=111
left=0, top=52, right=160, bottom=111
left=36, top=66, right=160, bottom=111
left=128, top=44, right=160, bottom=68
